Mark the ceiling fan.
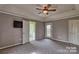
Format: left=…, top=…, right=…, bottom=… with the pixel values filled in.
left=36, top=4, right=56, bottom=15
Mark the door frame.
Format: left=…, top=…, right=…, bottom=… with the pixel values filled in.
left=22, top=20, right=29, bottom=44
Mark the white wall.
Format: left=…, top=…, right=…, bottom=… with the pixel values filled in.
left=53, top=20, right=68, bottom=42
left=0, top=13, right=22, bottom=48
left=45, top=16, right=79, bottom=44
left=36, top=22, right=45, bottom=40
left=45, top=20, right=68, bottom=42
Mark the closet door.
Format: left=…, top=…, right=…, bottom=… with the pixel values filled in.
left=76, top=20, right=79, bottom=44
left=69, top=20, right=79, bottom=45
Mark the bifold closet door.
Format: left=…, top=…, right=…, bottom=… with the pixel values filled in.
left=22, top=20, right=29, bottom=44
left=69, top=20, right=79, bottom=45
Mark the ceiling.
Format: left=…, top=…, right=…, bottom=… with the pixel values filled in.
left=0, top=4, right=79, bottom=22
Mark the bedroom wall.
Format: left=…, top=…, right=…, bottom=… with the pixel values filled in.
left=0, top=13, right=22, bottom=49
left=46, top=16, right=79, bottom=42
left=53, top=19, right=68, bottom=42
left=36, top=22, right=45, bottom=40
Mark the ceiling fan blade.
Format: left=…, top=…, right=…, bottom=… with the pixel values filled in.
left=48, top=8, right=56, bottom=11
left=36, top=8, right=43, bottom=10
left=46, top=13, right=48, bottom=15
left=38, top=12, right=42, bottom=14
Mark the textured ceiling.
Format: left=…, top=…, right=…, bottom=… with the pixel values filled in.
left=0, top=4, right=79, bottom=22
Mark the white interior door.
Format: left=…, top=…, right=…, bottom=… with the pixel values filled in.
left=69, top=20, right=79, bottom=45
left=22, top=20, right=29, bottom=44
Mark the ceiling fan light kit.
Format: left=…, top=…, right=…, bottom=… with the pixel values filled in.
left=36, top=4, right=56, bottom=15
left=43, top=10, right=48, bottom=14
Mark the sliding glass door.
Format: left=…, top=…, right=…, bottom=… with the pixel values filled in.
left=29, top=21, right=36, bottom=41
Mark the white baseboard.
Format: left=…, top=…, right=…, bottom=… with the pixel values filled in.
left=51, top=38, right=69, bottom=43
left=56, top=39, right=69, bottom=43
left=0, top=43, right=22, bottom=49
left=51, top=38, right=79, bottom=45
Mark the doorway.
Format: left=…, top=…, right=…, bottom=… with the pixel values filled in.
left=29, top=21, right=36, bottom=41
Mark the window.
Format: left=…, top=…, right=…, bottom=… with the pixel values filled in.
left=46, top=24, right=52, bottom=38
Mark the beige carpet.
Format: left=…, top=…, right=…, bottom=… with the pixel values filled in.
left=0, top=39, right=79, bottom=54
